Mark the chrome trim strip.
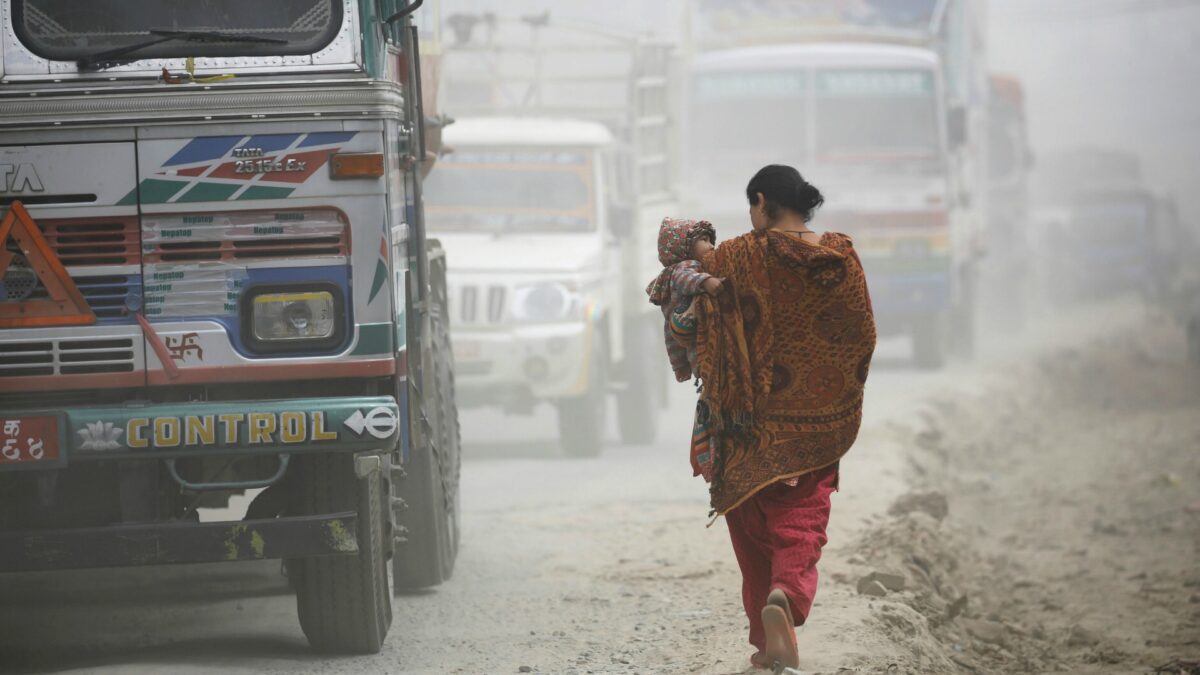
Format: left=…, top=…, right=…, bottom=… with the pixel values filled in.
left=0, top=81, right=404, bottom=130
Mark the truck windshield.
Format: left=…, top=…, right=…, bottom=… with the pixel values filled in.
left=12, top=0, right=342, bottom=61
left=425, top=151, right=595, bottom=234
left=1072, top=198, right=1151, bottom=245
left=687, top=71, right=810, bottom=190
left=814, top=69, right=942, bottom=170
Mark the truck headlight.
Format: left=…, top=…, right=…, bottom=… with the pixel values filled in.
left=242, top=286, right=345, bottom=353
left=511, top=283, right=579, bottom=323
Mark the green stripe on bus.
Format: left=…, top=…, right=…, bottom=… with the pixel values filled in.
left=176, top=182, right=241, bottom=203
left=351, top=323, right=394, bottom=356
left=237, top=186, right=296, bottom=201
left=116, top=188, right=139, bottom=206
left=138, top=179, right=190, bottom=204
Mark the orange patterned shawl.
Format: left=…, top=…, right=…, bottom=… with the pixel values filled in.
left=696, top=230, right=876, bottom=515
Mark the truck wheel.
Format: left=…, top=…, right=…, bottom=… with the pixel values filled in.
left=394, top=281, right=461, bottom=590
left=912, top=314, right=947, bottom=370
left=558, top=341, right=607, bottom=458
left=951, top=272, right=978, bottom=360
left=950, top=302, right=977, bottom=360
left=617, top=322, right=663, bottom=444
left=288, top=453, right=392, bottom=654
left=392, top=440, right=458, bottom=589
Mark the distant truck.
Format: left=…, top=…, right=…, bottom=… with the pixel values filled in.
left=681, top=0, right=990, bottom=368
left=1031, top=147, right=1190, bottom=304
left=0, top=0, right=460, bottom=654
left=428, top=17, right=675, bottom=456
left=1051, top=187, right=1185, bottom=302
left=980, top=74, right=1035, bottom=330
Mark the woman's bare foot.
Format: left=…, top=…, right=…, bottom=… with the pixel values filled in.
left=762, top=589, right=800, bottom=669
left=750, top=650, right=771, bottom=669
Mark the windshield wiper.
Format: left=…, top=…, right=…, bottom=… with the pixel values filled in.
left=77, top=29, right=288, bottom=72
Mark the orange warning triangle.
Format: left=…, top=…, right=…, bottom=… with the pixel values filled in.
left=0, top=201, right=96, bottom=328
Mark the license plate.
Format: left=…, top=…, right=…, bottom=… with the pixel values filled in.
left=0, top=415, right=61, bottom=467
left=453, top=340, right=482, bottom=361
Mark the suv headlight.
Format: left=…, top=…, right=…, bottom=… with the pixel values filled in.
left=242, top=285, right=345, bottom=353
left=511, top=283, right=580, bottom=323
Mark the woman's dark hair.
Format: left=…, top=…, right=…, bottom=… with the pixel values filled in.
left=746, top=165, right=825, bottom=222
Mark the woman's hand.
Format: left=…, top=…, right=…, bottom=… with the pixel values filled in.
left=701, top=277, right=724, bottom=296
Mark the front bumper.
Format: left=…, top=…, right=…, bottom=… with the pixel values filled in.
left=0, top=396, right=399, bottom=472
left=452, top=322, right=591, bottom=406
left=0, top=512, right=359, bottom=573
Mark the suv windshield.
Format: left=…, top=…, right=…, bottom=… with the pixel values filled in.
left=13, top=0, right=342, bottom=61
left=425, top=150, right=596, bottom=234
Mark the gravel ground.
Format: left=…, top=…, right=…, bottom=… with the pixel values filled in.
left=0, top=301, right=1196, bottom=675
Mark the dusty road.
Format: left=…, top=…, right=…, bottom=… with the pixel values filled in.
left=1, top=302, right=1197, bottom=675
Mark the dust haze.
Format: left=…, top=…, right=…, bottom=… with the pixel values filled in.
left=1, top=1, right=1197, bottom=674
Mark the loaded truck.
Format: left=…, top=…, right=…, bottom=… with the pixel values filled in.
left=0, top=0, right=460, bottom=654
left=1033, top=148, right=1191, bottom=305
left=682, top=0, right=990, bottom=367
left=980, top=73, right=1034, bottom=331
left=427, top=14, right=676, bottom=456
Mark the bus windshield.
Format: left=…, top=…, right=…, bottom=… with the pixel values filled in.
left=12, top=0, right=342, bottom=61
left=424, top=151, right=596, bottom=234
left=814, top=69, right=942, bottom=170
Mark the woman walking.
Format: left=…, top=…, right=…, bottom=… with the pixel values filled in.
left=692, top=165, right=876, bottom=670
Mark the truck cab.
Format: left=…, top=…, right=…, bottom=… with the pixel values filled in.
left=980, top=73, right=1035, bottom=331
left=0, top=0, right=460, bottom=654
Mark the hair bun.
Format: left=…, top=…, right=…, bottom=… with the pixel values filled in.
left=746, top=165, right=824, bottom=221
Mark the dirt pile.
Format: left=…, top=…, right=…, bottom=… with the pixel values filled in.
left=850, top=503, right=1064, bottom=674
left=845, top=323, right=1200, bottom=674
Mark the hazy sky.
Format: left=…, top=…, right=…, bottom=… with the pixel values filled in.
left=991, top=0, right=1200, bottom=219
left=439, top=0, right=1200, bottom=221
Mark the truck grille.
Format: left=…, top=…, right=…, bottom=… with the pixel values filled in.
left=457, top=285, right=506, bottom=324
left=12, top=274, right=140, bottom=323
left=0, top=338, right=136, bottom=378
left=1, top=263, right=139, bottom=324
left=3, top=216, right=141, bottom=267
left=148, top=235, right=347, bottom=263
left=141, top=210, right=350, bottom=264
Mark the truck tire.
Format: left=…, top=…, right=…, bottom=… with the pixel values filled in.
left=288, top=453, right=392, bottom=654
left=913, top=314, right=947, bottom=370
left=951, top=302, right=977, bottom=361
left=617, top=321, right=663, bottom=445
left=392, top=436, right=458, bottom=589
left=951, top=272, right=978, bottom=360
left=394, top=272, right=461, bottom=590
left=558, top=340, right=607, bottom=458
left=1189, top=322, right=1200, bottom=366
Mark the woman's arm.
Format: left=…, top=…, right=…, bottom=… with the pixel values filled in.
left=696, top=237, right=731, bottom=279
left=671, top=260, right=711, bottom=296
left=673, top=260, right=724, bottom=298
